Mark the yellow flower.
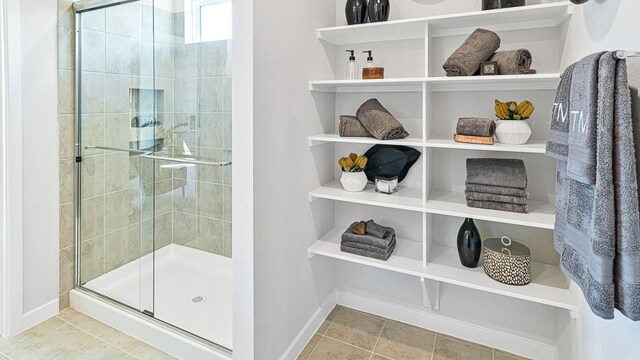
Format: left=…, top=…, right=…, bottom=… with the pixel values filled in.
left=349, top=153, right=358, bottom=162
left=354, top=156, right=367, bottom=169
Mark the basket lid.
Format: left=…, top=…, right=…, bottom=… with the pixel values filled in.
left=484, top=236, right=530, bottom=257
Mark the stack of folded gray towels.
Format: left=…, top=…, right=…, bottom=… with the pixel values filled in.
left=465, top=158, right=529, bottom=213
left=341, top=220, right=396, bottom=261
left=443, top=28, right=536, bottom=76
left=339, top=99, right=409, bottom=140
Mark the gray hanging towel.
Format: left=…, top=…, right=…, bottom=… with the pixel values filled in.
left=546, top=63, right=577, bottom=160
left=489, top=49, right=537, bottom=75
left=443, top=28, right=500, bottom=77
left=611, top=58, right=640, bottom=321
left=566, top=52, right=605, bottom=184
left=552, top=52, right=640, bottom=320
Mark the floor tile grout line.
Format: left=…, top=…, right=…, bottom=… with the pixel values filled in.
left=305, top=333, right=324, bottom=360
left=320, top=333, right=377, bottom=354
left=368, top=319, right=387, bottom=360
left=0, top=318, right=70, bottom=358
left=430, top=332, right=437, bottom=360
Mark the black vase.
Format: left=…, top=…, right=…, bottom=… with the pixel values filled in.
left=456, top=218, right=482, bottom=268
left=345, top=0, right=368, bottom=25
left=368, top=0, right=390, bottom=23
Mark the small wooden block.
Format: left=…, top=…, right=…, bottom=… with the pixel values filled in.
left=453, top=133, right=494, bottom=145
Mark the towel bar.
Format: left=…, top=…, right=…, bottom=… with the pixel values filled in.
left=84, top=145, right=232, bottom=167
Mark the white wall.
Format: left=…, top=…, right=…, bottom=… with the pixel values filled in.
left=0, top=0, right=59, bottom=337
left=249, top=0, right=337, bottom=358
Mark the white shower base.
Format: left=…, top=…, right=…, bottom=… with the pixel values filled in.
left=84, top=243, right=233, bottom=350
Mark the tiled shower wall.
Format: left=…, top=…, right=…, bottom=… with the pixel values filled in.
left=57, top=1, right=232, bottom=310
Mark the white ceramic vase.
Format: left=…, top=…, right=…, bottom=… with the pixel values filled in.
left=495, top=120, right=532, bottom=145
left=340, top=171, right=368, bottom=192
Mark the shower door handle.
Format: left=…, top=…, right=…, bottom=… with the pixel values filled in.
left=140, top=154, right=232, bottom=167
left=84, top=146, right=232, bottom=167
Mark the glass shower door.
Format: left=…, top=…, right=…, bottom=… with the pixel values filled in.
left=76, top=0, right=157, bottom=317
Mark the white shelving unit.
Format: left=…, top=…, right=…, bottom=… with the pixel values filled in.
left=307, top=1, right=577, bottom=322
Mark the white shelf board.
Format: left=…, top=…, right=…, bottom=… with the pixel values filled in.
left=426, top=137, right=547, bottom=154
left=426, top=74, right=561, bottom=92
left=308, top=133, right=425, bottom=147
left=308, top=229, right=576, bottom=315
left=317, top=2, right=572, bottom=45
left=308, top=227, right=425, bottom=277
left=426, top=245, right=576, bottom=313
left=309, top=78, right=425, bottom=93
left=427, top=2, right=573, bottom=37
left=309, top=181, right=424, bottom=212
left=425, top=191, right=555, bottom=230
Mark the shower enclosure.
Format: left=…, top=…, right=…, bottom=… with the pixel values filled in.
left=73, top=0, right=232, bottom=353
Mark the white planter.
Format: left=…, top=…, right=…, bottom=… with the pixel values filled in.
left=495, top=120, right=532, bottom=145
left=340, top=171, right=368, bottom=192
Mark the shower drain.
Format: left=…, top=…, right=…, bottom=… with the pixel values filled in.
left=191, top=296, right=207, bottom=304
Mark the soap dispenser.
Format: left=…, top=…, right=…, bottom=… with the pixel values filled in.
left=362, top=50, right=384, bottom=79
left=345, top=50, right=359, bottom=80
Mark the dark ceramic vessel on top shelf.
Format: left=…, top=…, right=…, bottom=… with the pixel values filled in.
left=457, top=218, right=482, bottom=268
left=345, top=0, right=368, bottom=25
left=482, top=0, right=525, bottom=10
left=368, top=0, right=390, bottom=23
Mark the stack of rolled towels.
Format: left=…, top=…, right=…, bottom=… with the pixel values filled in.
left=443, top=28, right=536, bottom=77
left=341, top=220, right=396, bottom=261
left=465, top=158, right=529, bottom=213
left=339, top=99, right=409, bottom=140
left=454, top=117, right=496, bottom=144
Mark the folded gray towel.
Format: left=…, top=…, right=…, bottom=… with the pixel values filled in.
left=356, top=99, right=409, bottom=140
left=365, top=220, right=389, bottom=238
left=546, top=63, right=577, bottom=161
left=342, top=238, right=397, bottom=254
left=339, top=115, right=372, bottom=138
left=456, top=117, right=496, bottom=137
left=466, top=158, right=527, bottom=189
left=342, top=222, right=395, bottom=250
left=465, top=191, right=528, bottom=205
left=489, top=49, right=537, bottom=75
left=566, top=52, right=605, bottom=185
left=467, top=200, right=528, bottom=213
left=341, top=241, right=396, bottom=261
left=443, top=28, right=500, bottom=77
left=465, top=183, right=528, bottom=198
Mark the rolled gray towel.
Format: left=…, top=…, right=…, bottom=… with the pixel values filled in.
left=365, top=220, right=389, bottom=238
left=341, top=241, right=396, bottom=261
left=356, top=99, right=409, bottom=140
left=342, top=222, right=395, bottom=250
left=443, top=28, right=500, bottom=77
left=467, top=200, right=528, bottom=213
left=466, top=158, right=527, bottom=189
left=465, top=191, right=528, bottom=205
left=339, top=115, right=372, bottom=138
left=456, top=117, right=496, bottom=137
left=489, top=49, right=537, bottom=75
left=342, top=238, right=396, bottom=254
left=465, top=183, right=528, bottom=197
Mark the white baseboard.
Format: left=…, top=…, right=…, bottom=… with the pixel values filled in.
left=336, top=290, right=558, bottom=360
left=279, top=291, right=337, bottom=360
left=70, top=289, right=231, bottom=360
left=17, top=298, right=59, bottom=335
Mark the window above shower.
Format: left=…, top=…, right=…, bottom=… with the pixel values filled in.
left=184, top=0, right=232, bottom=44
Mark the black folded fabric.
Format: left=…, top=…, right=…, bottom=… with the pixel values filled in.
left=364, top=145, right=421, bottom=183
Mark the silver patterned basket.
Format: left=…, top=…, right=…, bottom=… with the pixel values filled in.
left=483, top=236, right=531, bottom=286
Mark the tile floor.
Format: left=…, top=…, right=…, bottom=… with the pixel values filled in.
left=0, top=308, right=175, bottom=360
left=298, top=306, right=529, bottom=360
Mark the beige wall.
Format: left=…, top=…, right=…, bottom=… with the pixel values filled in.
left=57, top=0, right=232, bottom=310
